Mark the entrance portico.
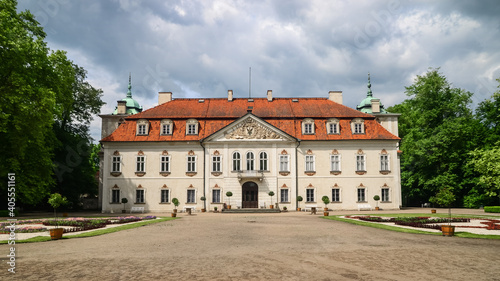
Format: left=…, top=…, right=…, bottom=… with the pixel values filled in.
left=242, top=181, right=258, bottom=208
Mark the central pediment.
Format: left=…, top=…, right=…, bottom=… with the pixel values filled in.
left=203, top=113, right=296, bottom=142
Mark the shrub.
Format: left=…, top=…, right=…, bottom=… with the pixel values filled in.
left=484, top=206, right=500, bottom=213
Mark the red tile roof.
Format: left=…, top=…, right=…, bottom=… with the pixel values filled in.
left=101, top=98, right=399, bottom=142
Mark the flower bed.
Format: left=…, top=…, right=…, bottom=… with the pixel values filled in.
left=0, top=216, right=157, bottom=234
left=349, top=216, right=471, bottom=231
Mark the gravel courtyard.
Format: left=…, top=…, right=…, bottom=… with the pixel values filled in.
left=1, top=209, right=499, bottom=281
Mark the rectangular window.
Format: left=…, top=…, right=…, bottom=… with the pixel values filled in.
left=306, top=188, right=315, bottom=202
left=329, top=123, right=338, bottom=134
left=304, top=123, right=313, bottom=134
left=212, top=189, right=221, bottom=203
left=330, top=155, right=340, bottom=172
left=160, top=156, right=170, bottom=173
left=279, top=155, right=289, bottom=172
left=382, top=188, right=390, bottom=202
left=111, top=189, right=120, bottom=203
left=212, top=155, right=221, bottom=172
left=136, top=156, right=145, bottom=172
left=332, top=188, right=340, bottom=202
left=187, top=156, right=196, bottom=172
left=305, top=155, right=315, bottom=172
left=357, top=188, right=366, bottom=202
left=161, top=124, right=171, bottom=135
left=187, top=124, right=197, bottom=135
left=112, top=156, right=121, bottom=172
left=187, top=189, right=195, bottom=203
left=136, top=189, right=145, bottom=203
left=356, top=155, right=365, bottom=171
left=280, top=189, right=289, bottom=202
left=354, top=123, right=363, bottom=134
left=259, top=152, right=268, bottom=171
left=232, top=153, right=241, bottom=172
left=380, top=155, right=389, bottom=171
left=138, top=124, right=147, bottom=135
left=161, top=189, right=169, bottom=203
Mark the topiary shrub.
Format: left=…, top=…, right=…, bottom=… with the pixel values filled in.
left=484, top=206, right=500, bottom=213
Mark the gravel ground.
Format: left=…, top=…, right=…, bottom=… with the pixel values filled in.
left=0, top=208, right=499, bottom=281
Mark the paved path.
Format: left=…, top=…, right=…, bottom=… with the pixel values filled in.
left=1, top=209, right=499, bottom=280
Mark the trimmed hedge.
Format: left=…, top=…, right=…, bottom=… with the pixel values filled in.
left=484, top=206, right=500, bottom=213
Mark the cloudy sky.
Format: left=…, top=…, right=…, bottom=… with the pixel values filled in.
left=17, top=0, right=500, bottom=142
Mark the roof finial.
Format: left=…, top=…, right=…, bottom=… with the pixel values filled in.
left=127, top=73, right=132, bottom=98
left=367, top=72, right=372, bottom=97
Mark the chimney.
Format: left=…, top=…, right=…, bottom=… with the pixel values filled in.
left=228, top=90, right=233, bottom=102
left=328, top=91, right=343, bottom=105
left=267, top=90, right=273, bottom=102
left=158, top=92, right=172, bottom=105
left=371, top=98, right=380, bottom=113
left=117, top=100, right=127, bottom=114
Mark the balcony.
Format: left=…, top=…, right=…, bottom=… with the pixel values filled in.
left=237, top=170, right=264, bottom=181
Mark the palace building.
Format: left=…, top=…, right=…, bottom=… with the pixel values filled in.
left=99, top=75, right=401, bottom=213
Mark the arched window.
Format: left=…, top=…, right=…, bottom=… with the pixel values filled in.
left=259, top=152, right=268, bottom=171
left=246, top=152, right=254, bottom=171
left=232, top=152, right=241, bottom=171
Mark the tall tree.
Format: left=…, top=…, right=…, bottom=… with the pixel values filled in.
left=0, top=0, right=58, bottom=205
left=388, top=68, right=478, bottom=207
left=0, top=0, right=104, bottom=208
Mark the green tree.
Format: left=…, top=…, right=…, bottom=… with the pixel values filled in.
left=388, top=68, right=478, bottom=207
left=469, top=142, right=500, bottom=200
left=0, top=0, right=104, bottom=208
left=0, top=0, right=58, bottom=205
left=475, top=78, right=500, bottom=146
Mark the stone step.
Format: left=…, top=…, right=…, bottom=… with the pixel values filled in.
left=222, top=208, right=281, bottom=213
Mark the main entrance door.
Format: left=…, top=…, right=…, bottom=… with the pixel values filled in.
left=242, top=181, right=258, bottom=208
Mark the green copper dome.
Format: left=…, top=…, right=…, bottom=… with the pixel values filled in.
left=112, top=74, right=143, bottom=115
left=356, top=73, right=387, bottom=114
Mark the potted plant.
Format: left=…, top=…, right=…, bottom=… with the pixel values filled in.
left=430, top=187, right=456, bottom=236
left=297, top=196, right=303, bottom=211
left=47, top=193, right=68, bottom=240
left=269, top=191, right=275, bottom=209
left=214, top=206, right=218, bottom=213
left=321, top=196, right=330, bottom=216
left=200, top=196, right=207, bottom=212
left=172, top=198, right=179, bottom=217
left=121, top=197, right=128, bottom=213
left=373, top=195, right=380, bottom=210
left=283, top=206, right=288, bottom=212
left=226, top=191, right=233, bottom=209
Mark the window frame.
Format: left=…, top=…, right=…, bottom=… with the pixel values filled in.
left=160, top=155, right=170, bottom=173
left=381, top=188, right=390, bottom=202
left=112, top=156, right=121, bottom=173
left=356, top=155, right=366, bottom=172
left=187, top=189, right=196, bottom=203
left=246, top=151, right=255, bottom=171
left=327, top=118, right=340, bottom=134
left=305, top=155, right=315, bottom=172
left=160, top=189, right=170, bottom=203
left=380, top=154, right=390, bottom=172
left=212, top=155, right=222, bottom=173
left=279, top=155, right=289, bottom=172
left=111, top=189, right=120, bottom=204
left=332, top=188, right=340, bottom=202
left=306, top=188, right=315, bottom=203
left=351, top=118, right=365, bottom=134
left=212, top=189, right=221, bottom=203
left=187, top=155, right=197, bottom=173
left=232, top=152, right=241, bottom=172
left=259, top=152, right=268, bottom=171
left=136, top=155, right=146, bottom=173
left=302, top=118, right=315, bottom=135
left=357, top=188, right=366, bottom=202
left=280, top=189, right=289, bottom=203
left=136, top=189, right=145, bottom=204
left=330, top=154, right=341, bottom=172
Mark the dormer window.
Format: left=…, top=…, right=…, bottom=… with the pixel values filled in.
left=327, top=118, right=340, bottom=134
left=160, top=119, right=173, bottom=135
left=351, top=118, right=365, bottom=134
left=136, top=119, right=149, bottom=135
left=186, top=119, right=199, bottom=135
left=302, top=118, right=315, bottom=135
